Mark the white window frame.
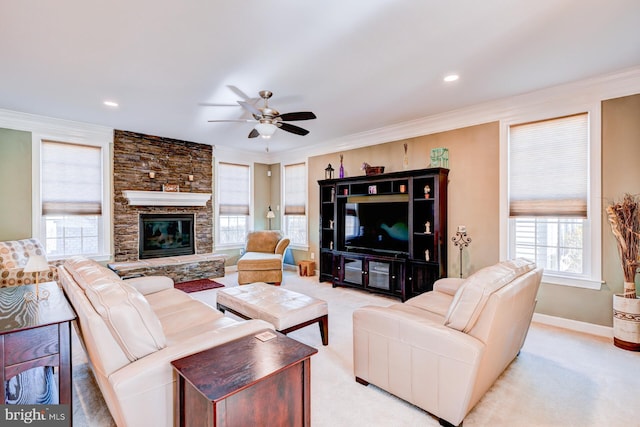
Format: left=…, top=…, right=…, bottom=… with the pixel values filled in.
left=282, top=162, right=309, bottom=250
left=32, top=130, right=112, bottom=262
left=215, top=161, right=252, bottom=249
left=500, top=103, right=602, bottom=289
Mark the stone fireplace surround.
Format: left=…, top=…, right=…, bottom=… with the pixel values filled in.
left=113, top=130, right=213, bottom=262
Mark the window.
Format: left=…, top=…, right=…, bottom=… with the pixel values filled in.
left=508, top=112, right=599, bottom=287
left=218, top=162, right=250, bottom=245
left=40, top=140, right=104, bottom=258
left=283, top=163, right=307, bottom=246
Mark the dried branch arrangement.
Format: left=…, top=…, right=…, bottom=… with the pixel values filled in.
left=606, top=193, right=640, bottom=298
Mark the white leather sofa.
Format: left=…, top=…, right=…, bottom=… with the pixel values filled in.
left=353, top=259, right=543, bottom=427
left=58, top=256, right=272, bottom=427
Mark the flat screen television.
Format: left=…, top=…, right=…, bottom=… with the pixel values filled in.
left=342, top=195, right=409, bottom=255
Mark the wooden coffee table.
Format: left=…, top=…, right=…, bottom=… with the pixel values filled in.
left=171, top=330, right=318, bottom=427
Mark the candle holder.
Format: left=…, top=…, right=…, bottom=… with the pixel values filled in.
left=451, top=228, right=472, bottom=278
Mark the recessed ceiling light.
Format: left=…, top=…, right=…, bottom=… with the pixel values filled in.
left=103, top=100, right=119, bottom=107
left=444, top=74, right=459, bottom=82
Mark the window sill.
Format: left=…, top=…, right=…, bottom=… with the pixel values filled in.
left=288, top=244, right=310, bottom=252
left=541, top=273, right=602, bottom=290
left=215, top=243, right=244, bottom=251
left=48, top=253, right=112, bottom=263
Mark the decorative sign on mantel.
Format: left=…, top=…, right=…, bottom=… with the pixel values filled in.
left=122, top=190, right=211, bottom=207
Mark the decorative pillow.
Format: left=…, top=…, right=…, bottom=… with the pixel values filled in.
left=444, top=258, right=536, bottom=333
left=84, top=278, right=166, bottom=361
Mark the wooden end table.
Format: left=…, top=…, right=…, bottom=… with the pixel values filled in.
left=0, top=282, right=76, bottom=412
left=171, top=330, right=318, bottom=427
left=298, top=260, right=316, bottom=277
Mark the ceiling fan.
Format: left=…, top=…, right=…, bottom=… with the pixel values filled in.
left=207, top=90, right=316, bottom=139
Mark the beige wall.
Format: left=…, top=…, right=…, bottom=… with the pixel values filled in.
left=308, top=122, right=500, bottom=277
left=0, top=128, right=32, bottom=240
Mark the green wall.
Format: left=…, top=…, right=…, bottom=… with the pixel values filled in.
left=0, top=128, right=32, bottom=240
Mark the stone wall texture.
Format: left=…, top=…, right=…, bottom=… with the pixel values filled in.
left=113, top=130, right=213, bottom=261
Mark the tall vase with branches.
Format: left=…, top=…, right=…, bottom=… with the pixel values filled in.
left=606, top=193, right=639, bottom=298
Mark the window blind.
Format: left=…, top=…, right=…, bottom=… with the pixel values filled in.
left=509, top=113, right=588, bottom=217
left=41, top=140, right=102, bottom=215
left=218, top=162, right=250, bottom=215
left=284, top=163, right=306, bottom=215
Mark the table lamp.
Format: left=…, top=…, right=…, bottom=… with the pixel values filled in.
left=267, top=206, right=276, bottom=230
left=23, top=255, right=50, bottom=301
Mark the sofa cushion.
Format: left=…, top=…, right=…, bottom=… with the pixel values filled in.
left=444, top=258, right=536, bottom=333
left=237, top=252, right=283, bottom=271
left=65, top=256, right=121, bottom=290
left=83, top=275, right=167, bottom=361
left=405, top=290, right=454, bottom=318
left=245, top=230, right=283, bottom=253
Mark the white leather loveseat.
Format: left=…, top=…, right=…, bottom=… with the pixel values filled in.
left=353, top=259, right=542, bottom=427
left=58, top=256, right=272, bottom=427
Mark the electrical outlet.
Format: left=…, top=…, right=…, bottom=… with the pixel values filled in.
left=310, top=252, right=315, bottom=260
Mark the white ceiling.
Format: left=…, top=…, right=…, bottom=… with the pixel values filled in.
left=1, top=1, right=640, bottom=154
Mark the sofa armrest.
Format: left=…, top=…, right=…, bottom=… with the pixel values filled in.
left=433, top=277, right=466, bottom=296
left=107, top=319, right=273, bottom=426
left=275, top=238, right=290, bottom=256
left=124, top=275, right=174, bottom=295
left=353, top=305, right=483, bottom=426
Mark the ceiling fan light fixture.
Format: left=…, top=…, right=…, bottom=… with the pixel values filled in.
left=255, top=122, right=277, bottom=138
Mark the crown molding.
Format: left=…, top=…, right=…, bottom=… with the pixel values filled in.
left=0, top=108, right=113, bottom=142
left=294, top=65, right=640, bottom=159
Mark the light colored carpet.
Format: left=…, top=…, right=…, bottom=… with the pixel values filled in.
left=72, top=270, right=640, bottom=426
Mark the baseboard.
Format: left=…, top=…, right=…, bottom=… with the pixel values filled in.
left=532, top=313, right=613, bottom=339
left=224, top=264, right=298, bottom=274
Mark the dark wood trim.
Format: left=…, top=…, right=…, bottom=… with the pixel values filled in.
left=614, top=337, right=640, bottom=351
left=217, top=303, right=329, bottom=346
left=355, top=376, right=369, bottom=386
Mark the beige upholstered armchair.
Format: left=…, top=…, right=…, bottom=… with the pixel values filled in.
left=237, top=231, right=290, bottom=285
left=0, top=238, right=58, bottom=287
left=353, top=259, right=543, bottom=427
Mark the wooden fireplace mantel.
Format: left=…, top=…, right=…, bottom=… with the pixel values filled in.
left=122, top=190, right=211, bottom=207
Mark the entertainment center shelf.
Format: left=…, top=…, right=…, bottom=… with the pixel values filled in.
left=318, top=167, right=448, bottom=301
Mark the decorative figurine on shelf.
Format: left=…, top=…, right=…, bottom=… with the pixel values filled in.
left=403, top=143, right=409, bottom=170
left=425, top=249, right=430, bottom=261
left=424, top=184, right=431, bottom=198
left=329, top=241, right=334, bottom=250
left=339, top=154, right=345, bottom=178
left=424, top=221, right=431, bottom=234
left=329, top=219, right=334, bottom=229
left=325, top=164, right=335, bottom=180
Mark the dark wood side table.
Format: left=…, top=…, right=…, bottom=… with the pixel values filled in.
left=171, top=330, right=318, bottom=427
left=0, top=282, right=76, bottom=410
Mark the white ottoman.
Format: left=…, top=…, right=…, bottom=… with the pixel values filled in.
left=216, top=282, right=329, bottom=345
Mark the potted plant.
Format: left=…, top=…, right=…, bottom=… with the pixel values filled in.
left=606, top=193, right=640, bottom=351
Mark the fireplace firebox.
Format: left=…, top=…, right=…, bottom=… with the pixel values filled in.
left=139, top=214, right=195, bottom=259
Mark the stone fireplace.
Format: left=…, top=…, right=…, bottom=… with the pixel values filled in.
left=113, top=130, right=213, bottom=262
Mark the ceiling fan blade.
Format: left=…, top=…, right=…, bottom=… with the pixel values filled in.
left=207, top=119, right=257, bottom=123
left=278, top=122, right=310, bottom=136
left=248, top=128, right=260, bottom=138
left=238, top=101, right=262, bottom=117
left=278, top=111, right=316, bottom=121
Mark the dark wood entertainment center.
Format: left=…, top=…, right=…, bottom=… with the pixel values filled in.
left=318, top=167, right=448, bottom=301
